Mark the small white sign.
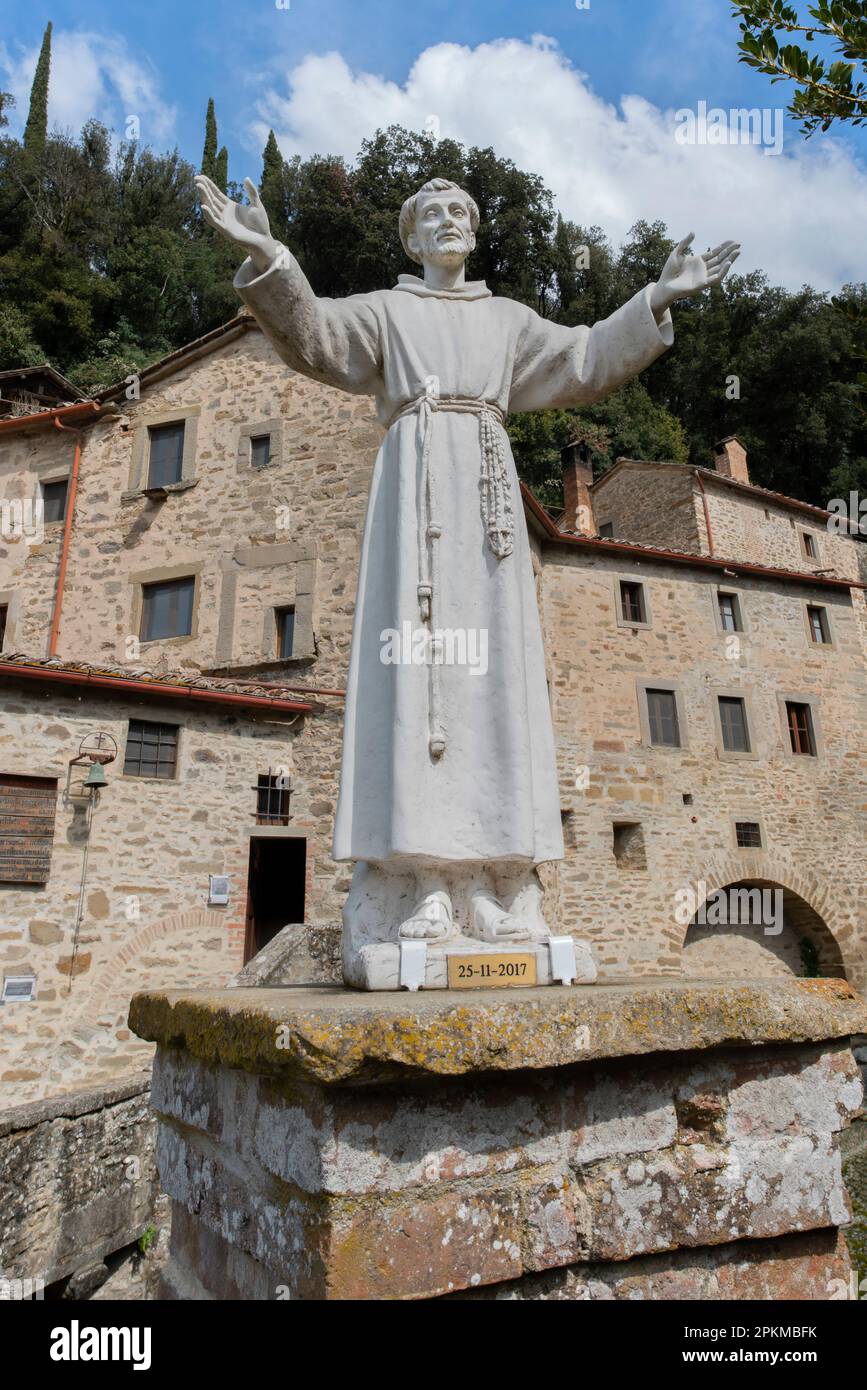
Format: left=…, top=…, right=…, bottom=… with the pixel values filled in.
left=208, top=875, right=230, bottom=906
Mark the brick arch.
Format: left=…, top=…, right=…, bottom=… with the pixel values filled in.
left=74, top=907, right=229, bottom=1027
left=674, top=851, right=857, bottom=982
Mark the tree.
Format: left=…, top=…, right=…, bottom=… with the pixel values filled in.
left=23, top=21, right=52, bottom=159
left=201, top=98, right=218, bottom=179
left=733, top=1, right=867, bottom=134
left=214, top=145, right=228, bottom=195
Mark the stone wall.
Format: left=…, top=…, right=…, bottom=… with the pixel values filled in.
left=0, top=1072, right=157, bottom=1288
left=541, top=542, right=867, bottom=988
left=0, top=680, right=311, bottom=1102
left=592, top=462, right=703, bottom=551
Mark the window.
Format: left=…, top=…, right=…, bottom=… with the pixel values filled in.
left=718, top=696, right=750, bottom=753
left=646, top=688, right=681, bottom=747
left=807, top=605, right=830, bottom=644
left=800, top=530, right=817, bottom=560
left=0, top=774, right=57, bottom=883
left=250, top=434, right=271, bottom=469
left=718, top=592, right=743, bottom=633
left=0, top=605, right=7, bottom=652
left=620, top=580, right=646, bottom=625
left=276, top=606, right=295, bottom=659
left=255, top=771, right=291, bottom=825
left=786, top=701, right=817, bottom=756
left=123, top=720, right=179, bottom=779
left=140, top=577, right=195, bottom=641
left=598, top=522, right=614, bottom=539
left=735, top=821, right=762, bottom=848
left=41, top=479, right=68, bottom=524
left=147, top=421, right=185, bottom=488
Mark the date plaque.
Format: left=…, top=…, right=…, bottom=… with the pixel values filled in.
left=447, top=952, right=537, bottom=989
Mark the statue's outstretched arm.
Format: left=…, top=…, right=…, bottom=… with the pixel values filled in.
left=196, top=174, right=280, bottom=275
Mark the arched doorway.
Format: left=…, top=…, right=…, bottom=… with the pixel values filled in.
left=683, top=879, right=845, bottom=981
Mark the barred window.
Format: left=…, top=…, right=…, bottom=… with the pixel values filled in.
left=735, top=821, right=762, bottom=848
left=124, top=720, right=179, bottom=779
left=255, top=771, right=291, bottom=825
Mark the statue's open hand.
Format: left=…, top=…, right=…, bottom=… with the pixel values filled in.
left=195, top=174, right=279, bottom=273
left=651, top=233, right=740, bottom=316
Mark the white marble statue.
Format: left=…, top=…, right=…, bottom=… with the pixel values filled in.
left=197, top=171, right=739, bottom=987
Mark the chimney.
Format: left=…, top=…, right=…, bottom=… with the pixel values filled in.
left=561, top=440, right=596, bottom=536
left=713, top=435, right=750, bottom=485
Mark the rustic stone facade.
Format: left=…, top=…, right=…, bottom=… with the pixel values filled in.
left=1, top=322, right=865, bottom=1106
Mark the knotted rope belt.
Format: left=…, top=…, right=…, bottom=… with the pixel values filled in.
left=385, top=393, right=515, bottom=760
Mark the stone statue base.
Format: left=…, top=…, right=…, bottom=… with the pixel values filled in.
left=341, top=858, right=597, bottom=991
left=347, top=936, right=597, bottom=991
left=129, top=978, right=867, bottom=1300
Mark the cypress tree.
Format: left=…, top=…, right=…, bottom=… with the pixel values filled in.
left=201, top=97, right=218, bottom=179
left=23, top=21, right=52, bottom=158
left=259, top=130, right=284, bottom=214
left=215, top=145, right=228, bottom=194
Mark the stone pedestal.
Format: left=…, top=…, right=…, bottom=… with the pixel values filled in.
left=129, top=978, right=867, bottom=1301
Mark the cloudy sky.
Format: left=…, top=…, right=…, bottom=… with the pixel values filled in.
left=1, top=0, right=864, bottom=291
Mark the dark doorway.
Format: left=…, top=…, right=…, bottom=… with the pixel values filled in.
left=244, top=836, right=306, bottom=963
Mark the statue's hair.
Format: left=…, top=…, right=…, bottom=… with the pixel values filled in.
left=398, top=178, right=480, bottom=264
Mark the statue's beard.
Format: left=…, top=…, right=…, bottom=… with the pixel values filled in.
left=418, top=230, right=472, bottom=267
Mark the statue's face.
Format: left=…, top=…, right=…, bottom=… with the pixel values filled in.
left=407, top=189, right=476, bottom=268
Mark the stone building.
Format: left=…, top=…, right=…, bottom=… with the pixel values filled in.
left=1, top=313, right=865, bottom=1111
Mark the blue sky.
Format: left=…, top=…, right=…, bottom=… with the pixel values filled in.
left=2, top=1, right=865, bottom=290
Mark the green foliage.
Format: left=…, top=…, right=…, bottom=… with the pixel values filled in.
left=201, top=98, right=218, bottom=180
left=509, top=382, right=689, bottom=511
left=733, top=1, right=867, bottom=134
left=23, top=22, right=51, bottom=159
left=0, top=94, right=865, bottom=512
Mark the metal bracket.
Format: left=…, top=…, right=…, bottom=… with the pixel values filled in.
left=399, top=939, right=428, bottom=991
left=548, top=935, right=578, bottom=986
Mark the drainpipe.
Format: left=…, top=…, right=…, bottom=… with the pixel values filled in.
left=694, top=469, right=715, bottom=556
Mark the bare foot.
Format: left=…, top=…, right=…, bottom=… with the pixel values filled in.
left=468, top=888, right=537, bottom=944
left=398, top=889, right=454, bottom=942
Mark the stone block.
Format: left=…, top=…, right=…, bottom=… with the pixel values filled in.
left=130, top=979, right=867, bottom=1300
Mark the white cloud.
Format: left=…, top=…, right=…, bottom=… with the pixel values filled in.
left=250, top=35, right=867, bottom=292
left=0, top=29, right=176, bottom=147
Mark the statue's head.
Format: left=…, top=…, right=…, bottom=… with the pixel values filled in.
left=399, top=178, right=479, bottom=269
